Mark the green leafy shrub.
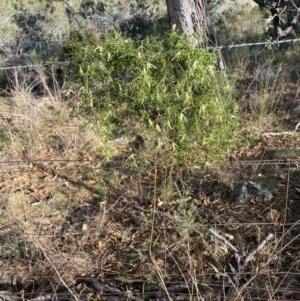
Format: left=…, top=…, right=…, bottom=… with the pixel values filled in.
left=66, top=29, right=239, bottom=164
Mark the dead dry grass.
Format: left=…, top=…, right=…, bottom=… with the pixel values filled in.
left=0, top=40, right=300, bottom=301
left=0, top=146, right=300, bottom=300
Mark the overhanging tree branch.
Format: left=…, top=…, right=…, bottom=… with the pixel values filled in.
left=252, top=0, right=300, bottom=39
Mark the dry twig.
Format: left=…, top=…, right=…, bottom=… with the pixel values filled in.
left=40, top=246, right=80, bottom=301
left=244, top=232, right=274, bottom=265
left=262, top=123, right=300, bottom=137
left=208, top=228, right=241, bottom=255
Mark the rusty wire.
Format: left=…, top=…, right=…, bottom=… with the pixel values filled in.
left=0, top=157, right=298, bottom=172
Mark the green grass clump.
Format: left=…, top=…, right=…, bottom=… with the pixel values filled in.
left=66, top=29, right=239, bottom=164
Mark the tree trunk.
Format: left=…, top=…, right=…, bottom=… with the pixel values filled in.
left=165, top=0, right=216, bottom=47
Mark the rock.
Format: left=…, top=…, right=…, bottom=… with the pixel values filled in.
left=233, top=181, right=272, bottom=204
left=282, top=99, right=300, bottom=116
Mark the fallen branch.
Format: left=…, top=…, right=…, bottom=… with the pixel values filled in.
left=208, top=228, right=241, bottom=255
left=83, top=278, right=123, bottom=294
left=243, top=232, right=274, bottom=265
left=0, top=274, right=200, bottom=301
left=83, top=277, right=191, bottom=301
left=166, top=283, right=189, bottom=293
left=262, top=123, right=300, bottom=137
left=209, top=229, right=274, bottom=266
left=209, top=228, right=275, bottom=297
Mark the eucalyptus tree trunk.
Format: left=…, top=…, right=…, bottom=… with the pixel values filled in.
left=165, top=0, right=216, bottom=47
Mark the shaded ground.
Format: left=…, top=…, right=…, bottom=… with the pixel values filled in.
left=0, top=102, right=300, bottom=300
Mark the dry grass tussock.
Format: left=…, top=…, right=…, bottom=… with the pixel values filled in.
left=0, top=68, right=104, bottom=162
left=237, top=60, right=300, bottom=141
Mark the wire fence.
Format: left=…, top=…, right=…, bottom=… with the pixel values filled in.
left=0, top=37, right=300, bottom=301
left=0, top=155, right=298, bottom=300
left=0, top=59, right=70, bottom=71
left=0, top=156, right=298, bottom=232
left=0, top=156, right=298, bottom=165
left=216, top=37, right=300, bottom=49
left=0, top=37, right=300, bottom=71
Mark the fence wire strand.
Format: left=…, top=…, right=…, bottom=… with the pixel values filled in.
left=0, top=36, right=299, bottom=300
left=0, top=156, right=298, bottom=299
left=0, top=37, right=299, bottom=71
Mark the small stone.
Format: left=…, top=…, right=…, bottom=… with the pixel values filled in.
left=0, top=204, right=7, bottom=216
left=233, top=181, right=272, bottom=204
